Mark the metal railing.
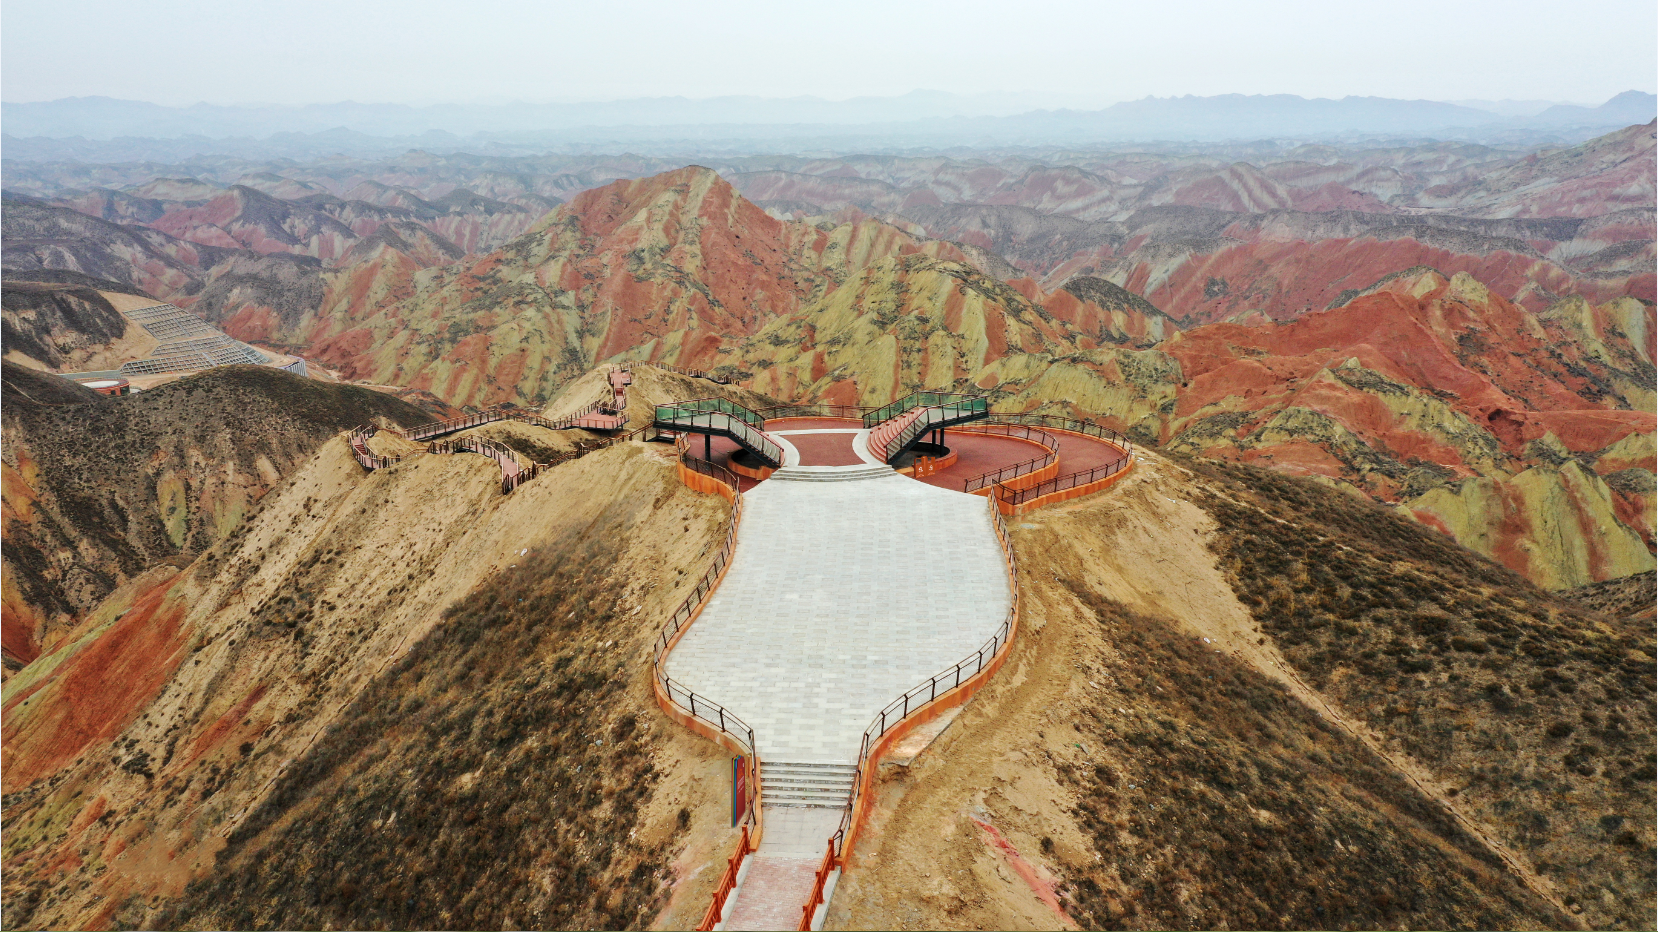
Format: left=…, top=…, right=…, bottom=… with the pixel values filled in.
left=862, top=391, right=982, bottom=429
left=405, top=409, right=512, bottom=442
left=825, top=497, right=1019, bottom=863
left=657, top=397, right=766, bottom=430
left=984, top=415, right=1134, bottom=508
left=652, top=362, right=731, bottom=384
left=877, top=395, right=989, bottom=462
left=351, top=409, right=627, bottom=493
left=758, top=403, right=874, bottom=422
left=655, top=399, right=784, bottom=467
left=347, top=425, right=400, bottom=470
left=982, top=413, right=1132, bottom=450
left=427, top=436, right=526, bottom=493
left=959, top=423, right=1061, bottom=493
left=651, top=448, right=761, bottom=834
left=402, top=402, right=624, bottom=443
left=621, top=423, right=676, bottom=443
left=512, top=401, right=626, bottom=432
left=994, top=454, right=1132, bottom=508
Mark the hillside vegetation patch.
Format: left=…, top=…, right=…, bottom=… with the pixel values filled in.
left=1188, top=457, right=1656, bottom=930
left=161, top=524, right=685, bottom=931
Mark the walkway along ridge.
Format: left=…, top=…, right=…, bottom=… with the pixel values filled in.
left=654, top=398, right=786, bottom=469
left=345, top=364, right=636, bottom=493
left=650, top=406, right=1135, bottom=930
left=347, top=374, right=1136, bottom=928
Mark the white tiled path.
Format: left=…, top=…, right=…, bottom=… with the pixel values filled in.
left=664, top=465, right=1012, bottom=764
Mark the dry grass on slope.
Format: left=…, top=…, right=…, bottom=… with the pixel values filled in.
left=1558, top=570, right=1657, bottom=622
left=1187, top=457, right=1656, bottom=930
left=158, top=527, right=706, bottom=931
left=826, top=458, right=1571, bottom=931
left=2, top=441, right=742, bottom=930
left=1, top=362, right=433, bottom=657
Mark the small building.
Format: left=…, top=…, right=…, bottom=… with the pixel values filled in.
left=73, top=376, right=132, bottom=396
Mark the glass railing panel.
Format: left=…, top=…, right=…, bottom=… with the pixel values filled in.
left=655, top=397, right=766, bottom=429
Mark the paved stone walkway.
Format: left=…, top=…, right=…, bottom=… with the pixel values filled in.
left=723, top=858, right=819, bottom=930
left=664, top=465, right=1012, bottom=764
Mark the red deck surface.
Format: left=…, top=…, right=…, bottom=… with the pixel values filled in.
left=678, top=418, right=1127, bottom=493
left=917, top=426, right=1130, bottom=492
left=723, top=858, right=819, bottom=931
left=767, top=416, right=867, bottom=468
left=781, top=432, right=865, bottom=466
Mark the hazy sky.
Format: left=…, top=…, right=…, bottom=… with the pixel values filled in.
left=3, top=0, right=1653, bottom=106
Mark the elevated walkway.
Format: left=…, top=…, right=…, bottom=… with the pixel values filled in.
left=863, top=392, right=989, bottom=464
left=655, top=398, right=785, bottom=469
left=346, top=366, right=636, bottom=491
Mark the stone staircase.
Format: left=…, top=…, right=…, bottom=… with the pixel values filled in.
left=769, top=465, right=894, bottom=482
left=762, top=761, right=856, bottom=809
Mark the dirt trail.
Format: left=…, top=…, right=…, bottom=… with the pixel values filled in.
left=826, top=451, right=1579, bottom=929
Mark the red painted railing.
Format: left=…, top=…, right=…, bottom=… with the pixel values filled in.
left=698, top=824, right=755, bottom=931
left=798, top=838, right=837, bottom=930
left=347, top=425, right=400, bottom=470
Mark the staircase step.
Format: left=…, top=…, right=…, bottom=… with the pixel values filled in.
left=766, top=788, right=850, bottom=801
left=766, top=786, right=849, bottom=798
left=770, top=466, right=894, bottom=482
left=760, top=760, right=857, bottom=809
left=765, top=774, right=851, bottom=783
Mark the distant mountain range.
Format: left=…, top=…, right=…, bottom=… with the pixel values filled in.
left=2, top=91, right=1651, bottom=161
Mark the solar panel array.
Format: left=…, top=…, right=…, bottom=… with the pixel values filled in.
left=118, top=304, right=271, bottom=375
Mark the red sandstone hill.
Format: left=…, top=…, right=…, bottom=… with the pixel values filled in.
left=1161, top=270, right=1655, bottom=587
left=6, top=165, right=1652, bottom=590
left=735, top=125, right=1655, bottom=322
left=904, top=202, right=1654, bottom=323
left=278, top=168, right=1186, bottom=409
left=10, top=125, right=1650, bottom=357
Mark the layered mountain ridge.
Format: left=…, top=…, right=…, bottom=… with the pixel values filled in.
left=2, top=136, right=1652, bottom=593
